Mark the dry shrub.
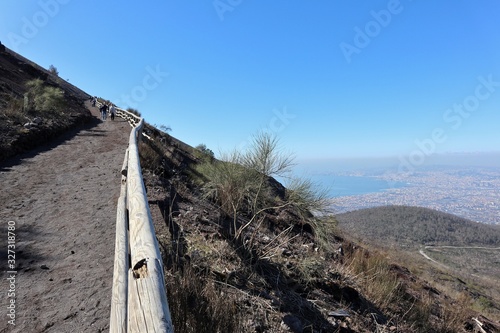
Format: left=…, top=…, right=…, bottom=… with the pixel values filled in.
left=435, top=292, right=471, bottom=333
left=405, top=293, right=433, bottom=332
left=127, top=107, right=142, bottom=117
left=344, top=248, right=474, bottom=332
left=195, top=132, right=331, bottom=245
left=165, top=266, right=242, bottom=333
left=139, top=141, right=165, bottom=176
left=346, top=249, right=402, bottom=310
left=2, top=94, right=25, bottom=124
left=196, top=152, right=257, bottom=226
left=308, top=216, right=337, bottom=252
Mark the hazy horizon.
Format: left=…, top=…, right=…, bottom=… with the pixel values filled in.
left=296, top=151, right=500, bottom=174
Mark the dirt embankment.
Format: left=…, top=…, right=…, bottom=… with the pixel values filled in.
left=0, top=104, right=130, bottom=332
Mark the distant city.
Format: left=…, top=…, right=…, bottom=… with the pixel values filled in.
left=326, top=166, right=500, bottom=225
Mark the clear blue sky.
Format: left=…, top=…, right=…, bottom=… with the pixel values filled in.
left=1, top=1, right=499, bottom=166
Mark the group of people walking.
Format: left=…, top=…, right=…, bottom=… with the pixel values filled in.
left=90, top=96, right=117, bottom=121
left=95, top=100, right=116, bottom=121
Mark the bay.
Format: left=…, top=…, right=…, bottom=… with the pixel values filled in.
left=308, top=174, right=407, bottom=198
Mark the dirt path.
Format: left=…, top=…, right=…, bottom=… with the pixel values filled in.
left=419, top=245, right=500, bottom=272
left=1, top=103, right=130, bottom=332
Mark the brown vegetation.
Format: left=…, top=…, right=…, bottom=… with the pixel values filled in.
left=338, top=206, right=500, bottom=324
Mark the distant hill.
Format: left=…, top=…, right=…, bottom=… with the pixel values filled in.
left=337, top=205, right=500, bottom=248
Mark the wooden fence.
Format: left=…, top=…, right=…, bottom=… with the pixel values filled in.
left=108, top=106, right=174, bottom=333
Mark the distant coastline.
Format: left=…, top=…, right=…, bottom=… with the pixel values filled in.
left=310, top=174, right=408, bottom=198
left=319, top=166, right=500, bottom=225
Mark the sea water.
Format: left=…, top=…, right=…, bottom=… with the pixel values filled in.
left=307, top=174, right=407, bottom=198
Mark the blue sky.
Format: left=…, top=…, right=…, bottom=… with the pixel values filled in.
left=1, top=1, right=499, bottom=168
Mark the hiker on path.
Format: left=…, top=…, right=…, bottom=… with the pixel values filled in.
left=100, top=103, right=108, bottom=120
left=109, top=104, right=116, bottom=121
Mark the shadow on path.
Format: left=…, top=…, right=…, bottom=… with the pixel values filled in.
left=0, top=116, right=101, bottom=171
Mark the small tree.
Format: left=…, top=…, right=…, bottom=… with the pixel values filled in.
left=195, top=144, right=215, bottom=159
left=127, top=108, right=141, bottom=117
left=48, top=65, right=58, bottom=76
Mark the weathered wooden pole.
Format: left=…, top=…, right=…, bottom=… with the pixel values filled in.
left=110, top=112, right=173, bottom=333
left=109, top=149, right=130, bottom=332
left=126, top=119, right=173, bottom=333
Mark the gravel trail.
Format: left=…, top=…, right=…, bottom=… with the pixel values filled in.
left=1, top=104, right=130, bottom=332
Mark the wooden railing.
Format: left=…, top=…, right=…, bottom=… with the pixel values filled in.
left=109, top=107, right=173, bottom=333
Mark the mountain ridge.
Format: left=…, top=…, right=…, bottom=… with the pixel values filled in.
left=336, top=205, right=500, bottom=249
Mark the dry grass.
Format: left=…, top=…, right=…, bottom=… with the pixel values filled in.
left=1, top=94, right=25, bottom=124
left=344, top=249, right=402, bottom=310
left=392, top=247, right=500, bottom=322
left=437, top=292, right=471, bottom=333
left=308, top=215, right=338, bottom=252
left=338, top=246, right=479, bottom=332
left=139, top=141, right=166, bottom=176
left=165, top=266, right=243, bottom=333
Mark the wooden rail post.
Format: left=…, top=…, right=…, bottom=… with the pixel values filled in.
left=110, top=112, right=173, bottom=333
left=126, top=119, right=173, bottom=332
left=110, top=149, right=130, bottom=333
